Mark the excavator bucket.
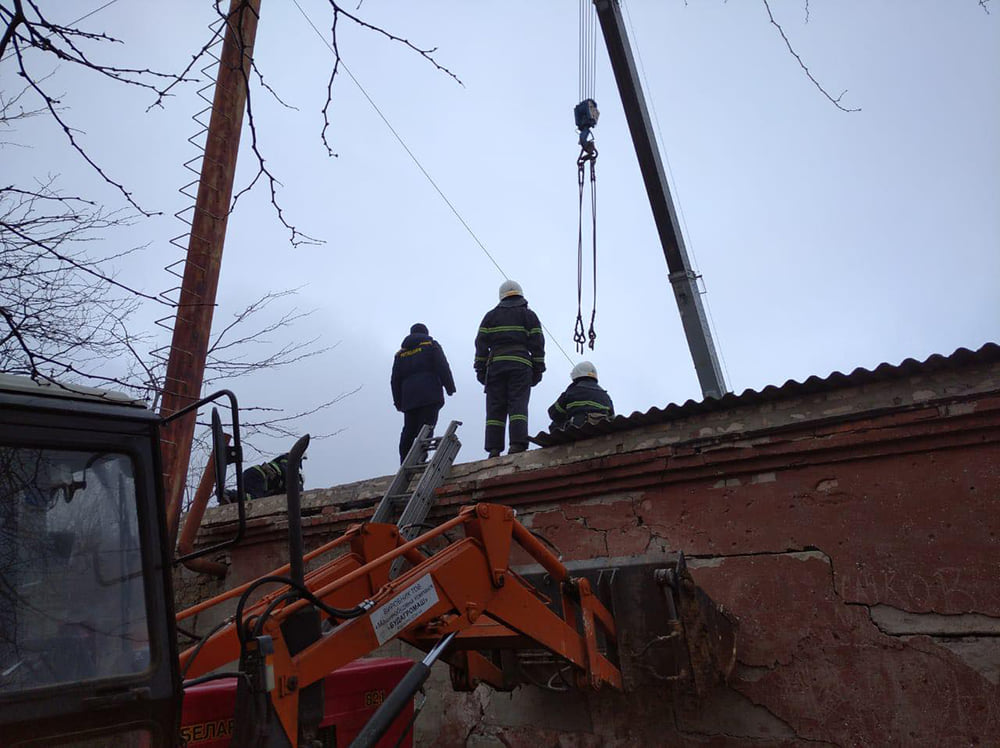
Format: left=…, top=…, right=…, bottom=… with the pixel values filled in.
left=517, top=551, right=737, bottom=696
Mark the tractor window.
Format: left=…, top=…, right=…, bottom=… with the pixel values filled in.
left=0, top=447, right=150, bottom=694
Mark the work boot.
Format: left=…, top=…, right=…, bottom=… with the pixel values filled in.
left=487, top=449, right=502, bottom=458
left=508, top=443, right=527, bottom=455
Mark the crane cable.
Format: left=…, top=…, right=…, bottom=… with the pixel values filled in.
left=575, top=148, right=597, bottom=354
left=574, top=0, right=599, bottom=355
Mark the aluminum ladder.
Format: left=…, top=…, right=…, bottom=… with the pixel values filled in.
left=371, top=420, right=462, bottom=576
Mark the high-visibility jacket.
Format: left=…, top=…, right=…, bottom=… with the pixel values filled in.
left=474, top=296, right=545, bottom=383
left=391, top=332, right=456, bottom=411
left=548, top=377, right=614, bottom=428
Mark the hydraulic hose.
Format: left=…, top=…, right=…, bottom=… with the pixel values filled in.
left=234, top=575, right=369, bottom=644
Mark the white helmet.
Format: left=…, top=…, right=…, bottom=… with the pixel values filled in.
left=499, top=280, right=523, bottom=300
left=571, top=361, right=598, bottom=380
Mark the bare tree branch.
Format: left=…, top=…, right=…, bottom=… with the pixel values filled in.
left=289, top=0, right=462, bottom=158
left=761, top=0, right=860, bottom=113
left=145, top=18, right=226, bottom=112
left=211, top=1, right=319, bottom=247
left=0, top=0, right=217, bottom=213
left=201, top=290, right=337, bottom=386
left=320, top=5, right=342, bottom=158
left=0, top=178, right=153, bottom=389
left=325, top=2, right=462, bottom=86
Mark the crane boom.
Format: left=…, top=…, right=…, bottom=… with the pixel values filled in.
left=593, top=0, right=728, bottom=399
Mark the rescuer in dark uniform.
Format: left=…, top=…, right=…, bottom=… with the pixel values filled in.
left=548, top=360, right=614, bottom=429
left=474, top=280, right=545, bottom=457
left=222, top=453, right=303, bottom=503
left=391, top=323, right=456, bottom=462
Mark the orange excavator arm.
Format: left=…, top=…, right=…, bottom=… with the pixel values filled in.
left=177, top=521, right=404, bottom=680
left=181, top=503, right=620, bottom=747
left=178, top=500, right=737, bottom=748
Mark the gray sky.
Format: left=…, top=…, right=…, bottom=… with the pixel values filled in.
left=5, top=1, right=998, bottom=491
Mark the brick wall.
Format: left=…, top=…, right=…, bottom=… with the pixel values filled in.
left=177, top=353, right=1000, bottom=746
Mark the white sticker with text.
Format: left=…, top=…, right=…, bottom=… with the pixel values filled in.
left=369, top=574, right=439, bottom=646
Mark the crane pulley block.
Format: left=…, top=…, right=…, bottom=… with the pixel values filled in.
left=575, top=98, right=600, bottom=148
left=575, top=98, right=600, bottom=131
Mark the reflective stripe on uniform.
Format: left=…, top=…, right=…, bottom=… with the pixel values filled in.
left=509, top=414, right=527, bottom=422
left=566, top=400, right=611, bottom=411
left=553, top=402, right=566, bottom=413
left=492, top=355, right=532, bottom=366
left=479, top=325, right=529, bottom=334
left=486, top=419, right=505, bottom=427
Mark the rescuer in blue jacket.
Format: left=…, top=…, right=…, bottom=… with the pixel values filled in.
left=548, top=361, right=614, bottom=429
left=391, top=323, right=456, bottom=462
left=474, top=281, right=545, bottom=457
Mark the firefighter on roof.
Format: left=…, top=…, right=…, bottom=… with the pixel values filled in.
left=391, top=323, right=456, bottom=462
left=223, top=453, right=303, bottom=503
left=548, top=360, right=614, bottom=430
left=474, top=280, right=545, bottom=457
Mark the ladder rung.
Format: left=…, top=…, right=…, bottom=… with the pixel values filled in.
left=373, top=421, right=461, bottom=537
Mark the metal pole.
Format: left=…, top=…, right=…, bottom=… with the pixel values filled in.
left=593, top=0, right=728, bottom=399
left=176, top=433, right=230, bottom=578
left=160, top=0, right=262, bottom=550
left=349, top=632, right=457, bottom=748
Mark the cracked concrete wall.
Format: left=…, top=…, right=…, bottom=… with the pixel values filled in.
left=176, top=359, right=1000, bottom=746
left=437, top=447, right=1000, bottom=747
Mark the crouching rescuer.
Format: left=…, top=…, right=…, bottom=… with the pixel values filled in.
left=548, top=360, right=614, bottom=429
left=475, top=280, right=546, bottom=457
left=223, top=453, right=303, bottom=503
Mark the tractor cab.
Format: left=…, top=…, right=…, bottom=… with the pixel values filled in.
left=0, top=375, right=232, bottom=747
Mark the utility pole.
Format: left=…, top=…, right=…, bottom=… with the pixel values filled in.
left=593, top=0, right=728, bottom=399
left=159, top=0, right=262, bottom=547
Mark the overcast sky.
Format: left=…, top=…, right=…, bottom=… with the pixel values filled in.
left=4, top=1, right=998, bottom=491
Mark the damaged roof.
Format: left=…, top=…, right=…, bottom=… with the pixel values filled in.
left=531, top=343, right=1000, bottom=447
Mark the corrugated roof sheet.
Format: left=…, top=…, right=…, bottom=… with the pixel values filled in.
left=531, top=343, right=1000, bottom=447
